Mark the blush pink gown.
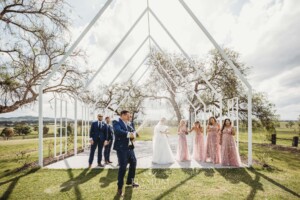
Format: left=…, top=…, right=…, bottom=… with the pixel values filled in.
left=205, top=124, right=221, bottom=164
left=176, top=126, right=190, bottom=161
left=192, top=128, right=205, bottom=162
left=221, top=126, right=241, bottom=167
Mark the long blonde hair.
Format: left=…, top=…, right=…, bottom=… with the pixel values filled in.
left=178, top=119, right=186, bottom=131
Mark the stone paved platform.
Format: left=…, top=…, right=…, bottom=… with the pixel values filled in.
left=45, top=135, right=245, bottom=169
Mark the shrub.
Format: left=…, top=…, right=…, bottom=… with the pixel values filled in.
left=1, top=127, right=14, bottom=140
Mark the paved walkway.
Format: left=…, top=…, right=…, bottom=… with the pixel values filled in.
left=46, top=135, right=245, bottom=169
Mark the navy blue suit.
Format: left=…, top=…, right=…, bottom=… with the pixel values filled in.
left=88, top=121, right=108, bottom=165
left=104, top=123, right=114, bottom=162
left=113, top=118, right=137, bottom=189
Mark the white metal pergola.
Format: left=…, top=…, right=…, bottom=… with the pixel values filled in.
left=38, top=0, right=252, bottom=167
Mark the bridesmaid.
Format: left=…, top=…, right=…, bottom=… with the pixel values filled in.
left=220, top=118, right=241, bottom=167
left=190, top=121, right=205, bottom=162
left=205, top=117, right=221, bottom=164
left=176, top=119, right=190, bottom=161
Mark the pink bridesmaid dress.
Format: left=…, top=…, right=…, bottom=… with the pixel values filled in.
left=192, top=128, right=205, bottom=162
left=205, top=124, right=221, bottom=164
left=221, top=126, right=241, bottom=167
left=176, top=126, right=190, bottom=161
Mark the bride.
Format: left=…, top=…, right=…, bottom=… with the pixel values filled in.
left=152, top=117, right=175, bottom=164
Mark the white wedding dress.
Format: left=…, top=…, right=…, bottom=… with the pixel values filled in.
left=152, top=122, right=175, bottom=164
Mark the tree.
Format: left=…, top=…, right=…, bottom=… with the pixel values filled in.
left=297, top=115, right=300, bottom=134
left=87, top=81, right=146, bottom=120
left=43, top=126, right=49, bottom=135
left=0, top=0, right=90, bottom=113
left=287, top=121, right=295, bottom=129
left=145, top=50, right=195, bottom=123
left=57, top=123, right=72, bottom=136
left=1, top=127, right=14, bottom=139
left=14, top=123, right=31, bottom=135
left=146, top=48, right=278, bottom=130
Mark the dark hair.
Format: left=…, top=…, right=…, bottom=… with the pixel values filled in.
left=208, top=117, right=217, bottom=125
left=194, top=121, right=201, bottom=128
left=105, top=116, right=110, bottom=120
left=120, top=110, right=130, bottom=116
left=221, top=118, right=231, bottom=133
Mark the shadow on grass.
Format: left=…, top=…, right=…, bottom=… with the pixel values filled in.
left=151, top=168, right=172, bottom=179
left=99, top=168, right=117, bottom=188
left=60, top=164, right=104, bottom=200
left=153, top=169, right=202, bottom=200
left=249, top=168, right=300, bottom=199
left=216, top=167, right=300, bottom=200
left=0, top=167, right=40, bottom=200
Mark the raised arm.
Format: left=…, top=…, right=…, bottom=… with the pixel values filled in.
left=113, top=122, right=129, bottom=138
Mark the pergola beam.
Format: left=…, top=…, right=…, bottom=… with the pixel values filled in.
left=178, top=0, right=252, bottom=166
left=104, top=54, right=150, bottom=111
left=84, top=8, right=148, bottom=89
left=107, top=36, right=149, bottom=87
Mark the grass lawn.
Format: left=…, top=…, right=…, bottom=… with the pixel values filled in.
left=0, top=123, right=299, bottom=199
left=0, top=141, right=299, bottom=199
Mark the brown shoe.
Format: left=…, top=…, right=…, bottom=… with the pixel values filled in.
left=108, top=160, right=113, bottom=163
left=117, top=189, right=124, bottom=197
left=88, top=164, right=92, bottom=169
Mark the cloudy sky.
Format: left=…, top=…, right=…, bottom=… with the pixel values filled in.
left=1, top=0, right=300, bottom=120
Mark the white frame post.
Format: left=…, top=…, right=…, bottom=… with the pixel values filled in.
left=81, top=104, right=84, bottom=149
left=54, top=98, right=57, bottom=157
left=74, top=98, right=78, bottom=156
left=59, top=99, right=63, bottom=156
left=38, top=0, right=113, bottom=167
left=65, top=100, right=68, bottom=154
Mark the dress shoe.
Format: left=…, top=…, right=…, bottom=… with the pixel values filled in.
left=126, top=182, right=139, bottom=188
left=98, top=163, right=105, bottom=167
left=117, top=189, right=124, bottom=197
left=108, top=160, right=113, bottom=163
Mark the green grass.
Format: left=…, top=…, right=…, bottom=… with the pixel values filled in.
left=0, top=142, right=299, bottom=199
left=0, top=123, right=299, bottom=199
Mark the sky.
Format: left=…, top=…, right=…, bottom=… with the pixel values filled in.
left=1, top=0, right=300, bottom=120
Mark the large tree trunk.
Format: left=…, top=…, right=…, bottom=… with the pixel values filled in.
left=169, top=92, right=182, bottom=124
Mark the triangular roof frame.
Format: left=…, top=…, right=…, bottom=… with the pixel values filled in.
left=38, top=0, right=252, bottom=167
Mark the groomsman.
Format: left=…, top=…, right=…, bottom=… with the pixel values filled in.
left=104, top=116, right=114, bottom=164
left=88, top=114, right=108, bottom=168
left=113, top=110, right=139, bottom=197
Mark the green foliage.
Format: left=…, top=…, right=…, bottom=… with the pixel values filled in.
left=1, top=127, right=14, bottom=139
left=33, top=125, right=38, bottom=131
left=298, top=115, right=300, bottom=134
left=287, top=121, right=295, bottom=129
left=57, top=124, right=72, bottom=136
left=14, top=124, right=31, bottom=135
left=15, top=151, right=31, bottom=166
left=43, top=126, right=50, bottom=135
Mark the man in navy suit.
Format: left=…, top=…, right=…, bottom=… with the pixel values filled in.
left=113, top=110, right=139, bottom=197
left=104, top=116, right=114, bottom=164
left=88, top=114, right=108, bottom=168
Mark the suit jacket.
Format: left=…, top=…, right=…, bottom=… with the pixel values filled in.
left=129, top=121, right=135, bottom=131
left=106, top=124, right=114, bottom=141
left=89, top=121, right=107, bottom=141
left=113, top=118, right=131, bottom=151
